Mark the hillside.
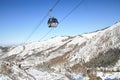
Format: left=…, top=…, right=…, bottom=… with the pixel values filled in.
left=0, top=22, right=120, bottom=80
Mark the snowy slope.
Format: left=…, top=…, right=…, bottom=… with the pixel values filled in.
left=74, top=22, right=120, bottom=62
left=0, top=22, right=120, bottom=80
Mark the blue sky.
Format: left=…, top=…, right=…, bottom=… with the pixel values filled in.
left=0, top=0, right=120, bottom=46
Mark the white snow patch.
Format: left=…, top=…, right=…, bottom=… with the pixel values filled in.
left=97, top=71, right=120, bottom=79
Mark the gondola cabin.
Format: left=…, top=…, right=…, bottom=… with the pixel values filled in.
left=48, top=17, right=59, bottom=28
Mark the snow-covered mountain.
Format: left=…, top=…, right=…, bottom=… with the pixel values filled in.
left=0, top=22, right=120, bottom=80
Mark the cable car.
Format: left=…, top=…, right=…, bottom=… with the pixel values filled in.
left=48, top=17, right=59, bottom=28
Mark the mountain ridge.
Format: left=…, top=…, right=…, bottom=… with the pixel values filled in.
left=0, top=22, right=120, bottom=80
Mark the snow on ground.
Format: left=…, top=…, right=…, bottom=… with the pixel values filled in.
left=27, top=68, right=51, bottom=80
left=97, top=71, right=120, bottom=80
left=82, top=31, right=100, bottom=39
left=27, top=68, right=69, bottom=80
left=0, top=22, right=120, bottom=80
left=25, top=36, right=69, bottom=50
left=0, top=74, right=12, bottom=80
left=115, top=60, right=120, bottom=67
left=67, top=36, right=86, bottom=45
left=2, top=45, right=24, bottom=58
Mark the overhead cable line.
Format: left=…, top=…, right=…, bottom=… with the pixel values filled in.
left=59, top=0, right=84, bottom=23
left=25, top=13, right=48, bottom=43
left=24, top=0, right=61, bottom=43
left=39, top=28, right=54, bottom=41
left=38, top=0, right=85, bottom=41
left=23, top=0, right=84, bottom=44
left=49, top=0, right=61, bottom=12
